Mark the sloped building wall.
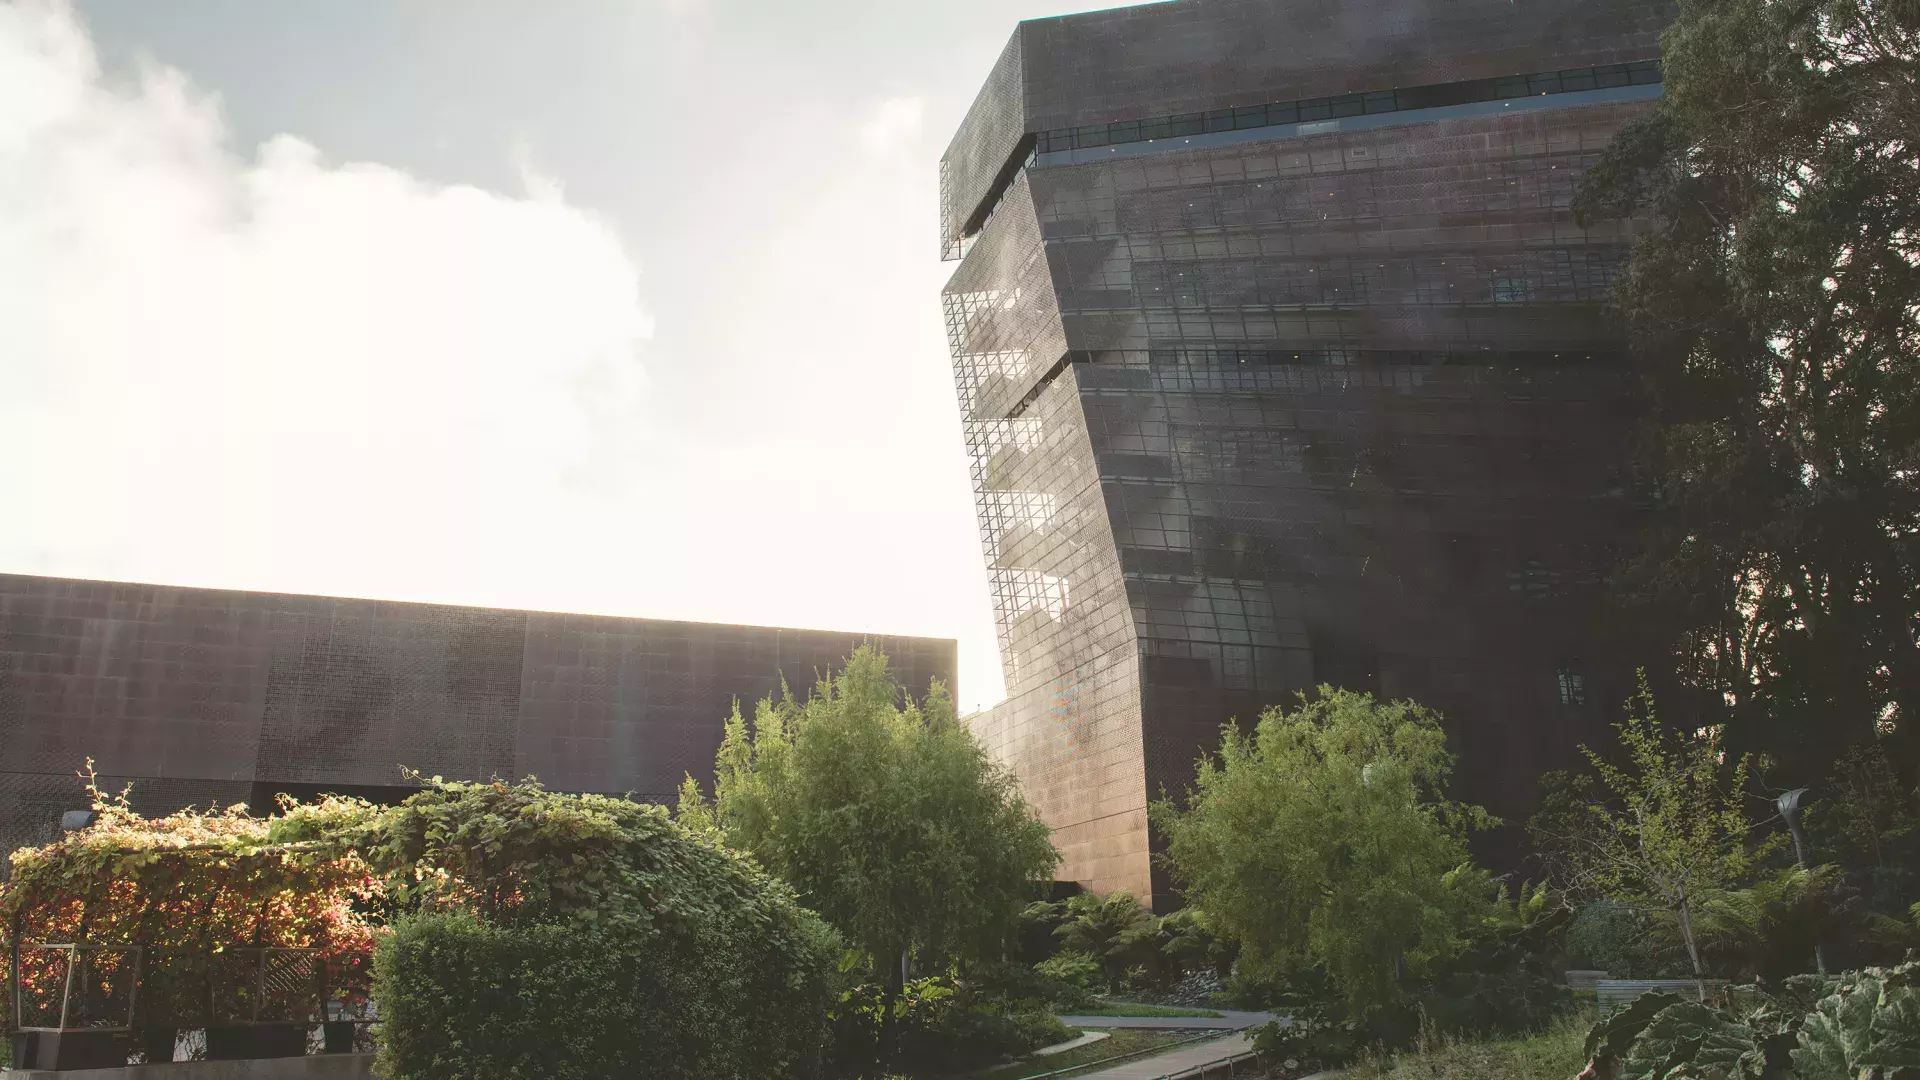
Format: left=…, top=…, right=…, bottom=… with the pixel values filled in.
left=944, top=0, right=1671, bottom=904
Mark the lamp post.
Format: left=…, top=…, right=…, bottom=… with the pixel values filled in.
left=1776, top=788, right=1827, bottom=975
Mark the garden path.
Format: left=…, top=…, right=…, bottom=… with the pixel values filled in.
left=1053, top=1010, right=1275, bottom=1030
left=1067, top=1030, right=1254, bottom=1078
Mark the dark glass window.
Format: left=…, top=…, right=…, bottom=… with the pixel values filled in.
left=1557, top=668, right=1587, bottom=707
left=1032, top=60, right=1662, bottom=160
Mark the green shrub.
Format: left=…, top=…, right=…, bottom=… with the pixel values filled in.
left=1017, top=898, right=1072, bottom=965
left=900, top=1004, right=1068, bottom=1073
left=1344, top=1011, right=1592, bottom=1080
left=375, top=908, right=834, bottom=1080
left=1252, top=1004, right=1363, bottom=1072
left=964, top=957, right=1093, bottom=1013
left=1036, top=951, right=1103, bottom=992
left=1053, top=892, right=1160, bottom=984
left=1413, top=883, right=1573, bottom=1039
left=1246, top=886, right=1575, bottom=1066
left=1220, top=964, right=1294, bottom=1010
left=823, top=974, right=1068, bottom=1078
left=1566, top=898, right=1662, bottom=977
left=362, top=780, right=838, bottom=1080
left=1157, top=907, right=1236, bottom=977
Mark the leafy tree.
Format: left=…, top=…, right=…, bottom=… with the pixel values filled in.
left=1811, top=742, right=1920, bottom=872
left=1566, top=678, right=1764, bottom=980
left=683, top=645, right=1058, bottom=1001
left=1151, top=687, right=1498, bottom=1016
left=1574, top=0, right=1920, bottom=779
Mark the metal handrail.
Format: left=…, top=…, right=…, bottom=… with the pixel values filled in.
left=1158, top=1047, right=1264, bottom=1079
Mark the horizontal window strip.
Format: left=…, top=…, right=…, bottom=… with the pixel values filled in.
left=1034, top=60, right=1661, bottom=155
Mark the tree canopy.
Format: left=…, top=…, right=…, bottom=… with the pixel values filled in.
left=1575, top=0, right=1920, bottom=778
left=1151, top=688, right=1498, bottom=1015
left=679, top=645, right=1058, bottom=984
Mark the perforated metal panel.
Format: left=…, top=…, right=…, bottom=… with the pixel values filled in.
left=0, top=574, right=957, bottom=869
left=940, top=31, right=1026, bottom=260
left=256, top=600, right=523, bottom=787
left=944, top=0, right=1669, bottom=905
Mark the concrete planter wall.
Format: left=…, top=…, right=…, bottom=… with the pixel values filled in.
left=5, top=1053, right=375, bottom=1079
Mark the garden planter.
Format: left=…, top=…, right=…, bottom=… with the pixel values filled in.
left=11, top=1029, right=128, bottom=1070
left=206, top=1022, right=308, bottom=1059
left=136, top=1025, right=179, bottom=1063
left=323, top=1020, right=357, bottom=1054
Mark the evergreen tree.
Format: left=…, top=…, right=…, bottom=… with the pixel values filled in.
left=1576, top=0, right=1920, bottom=778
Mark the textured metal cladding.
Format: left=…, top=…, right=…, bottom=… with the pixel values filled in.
left=1073, top=100, right=1654, bottom=882
left=943, top=175, right=1071, bottom=424
left=0, top=573, right=957, bottom=866
left=940, top=30, right=1026, bottom=259
left=944, top=182, right=1153, bottom=896
left=947, top=0, right=1671, bottom=904
left=254, top=599, right=525, bottom=787
left=1017, top=0, right=1675, bottom=132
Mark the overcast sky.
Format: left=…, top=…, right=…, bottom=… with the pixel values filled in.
left=0, top=0, right=1120, bottom=710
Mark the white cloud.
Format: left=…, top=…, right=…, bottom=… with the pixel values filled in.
left=858, top=96, right=926, bottom=158
left=0, top=2, right=1007, bottom=712
left=0, top=1, right=651, bottom=588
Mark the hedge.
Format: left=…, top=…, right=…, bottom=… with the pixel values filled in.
left=356, top=780, right=840, bottom=1080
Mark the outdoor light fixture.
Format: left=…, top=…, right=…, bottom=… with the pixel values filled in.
left=1775, top=788, right=1827, bottom=974
left=1776, top=788, right=1811, bottom=864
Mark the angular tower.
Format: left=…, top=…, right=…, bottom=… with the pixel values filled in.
left=941, top=0, right=1670, bottom=904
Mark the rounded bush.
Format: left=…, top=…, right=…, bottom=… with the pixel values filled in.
left=363, top=780, right=839, bottom=1080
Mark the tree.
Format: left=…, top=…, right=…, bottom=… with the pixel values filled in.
left=1574, top=0, right=1920, bottom=780
left=1151, top=688, right=1497, bottom=1016
left=1570, top=677, right=1762, bottom=980
left=682, top=646, right=1058, bottom=1000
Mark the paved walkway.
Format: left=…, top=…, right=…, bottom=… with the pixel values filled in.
left=1054, top=1009, right=1275, bottom=1030
left=1071, top=1031, right=1253, bottom=1079
left=1034, top=1029, right=1112, bottom=1056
